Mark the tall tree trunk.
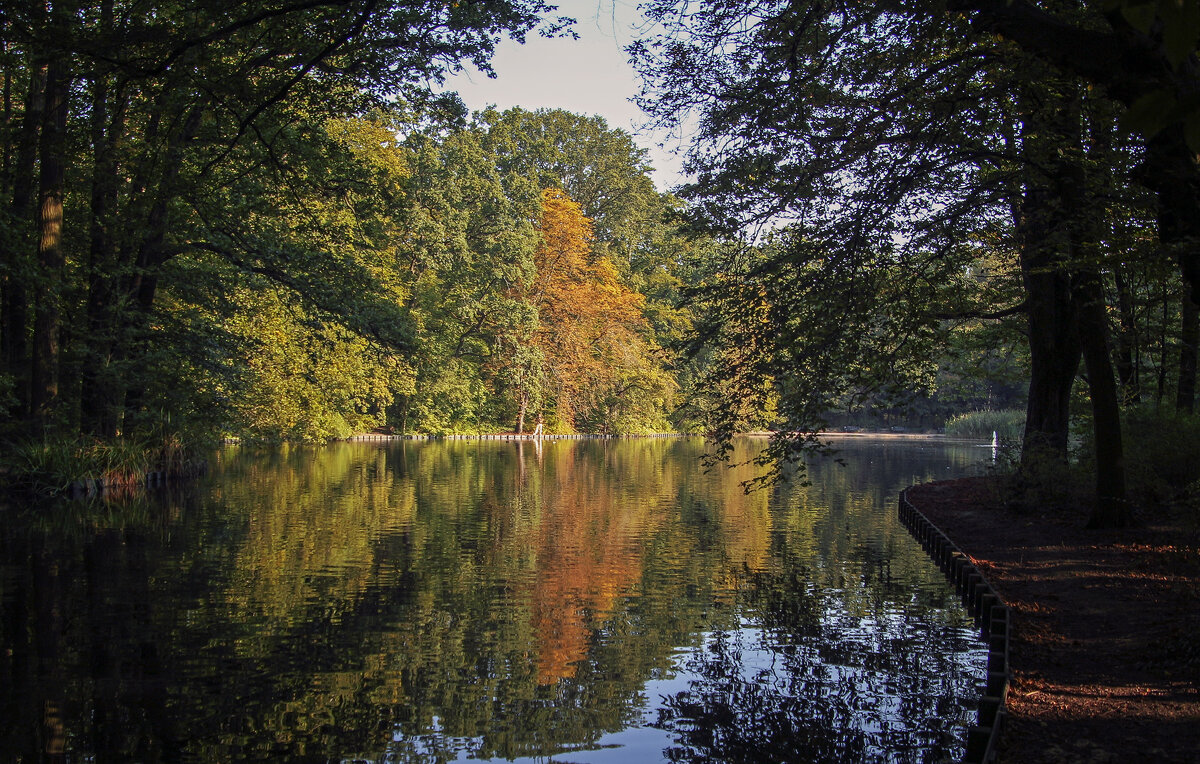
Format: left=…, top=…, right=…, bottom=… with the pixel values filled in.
left=0, top=31, right=10, bottom=386
left=1017, top=183, right=1080, bottom=469
left=1063, top=91, right=1130, bottom=526
left=397, top=395, right=410, bottom=434
left=1, top=26, right=12, bottom=180
left=80, top=3, right=126, bottom=437
left=1112, top=251, right=1140, bottom=405
left=3, top=59, right=47, bottom=420
left=29, top=51, right=68, bottom=428
left=1014, top=80, right=1132, bottom=524
left=1014, top=79, right=1083, bottom=472
left=1179, top=292, right=1199, bottom=414
left=515, top=389, right=528, bottom=434
left=1158, top=282, right=1169, bottom=404
left=1020, top=266, right=1080, bottom=466
left=1143, top=128, right=1200, bottom=307
left=1075, top=270, right=1131, bottom=527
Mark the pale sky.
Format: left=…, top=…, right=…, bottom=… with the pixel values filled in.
left=441, top=0, right=688, bottom=191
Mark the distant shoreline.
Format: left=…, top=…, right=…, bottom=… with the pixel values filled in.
left=744, top=431, right=963, bottom=440
left=320, top=430, right=986, bottom=444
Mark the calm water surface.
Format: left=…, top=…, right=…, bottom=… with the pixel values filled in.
left=0, top=437, right=990, bottom=763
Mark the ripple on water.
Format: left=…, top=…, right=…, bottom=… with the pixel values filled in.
left=0, top=437, right=988, bottom=763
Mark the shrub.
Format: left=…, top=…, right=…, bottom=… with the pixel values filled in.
left=1119, top=405, right=1200, bottom=516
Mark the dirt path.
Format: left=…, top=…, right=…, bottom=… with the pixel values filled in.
left=905, top=478, right=1200, bottom=763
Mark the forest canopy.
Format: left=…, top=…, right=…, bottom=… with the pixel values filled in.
left=0, top=2, right=692, bottom=441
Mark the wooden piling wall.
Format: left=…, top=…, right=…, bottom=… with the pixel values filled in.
left=899, top=487, right=1010, bottom=764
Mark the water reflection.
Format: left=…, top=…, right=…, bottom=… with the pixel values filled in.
left=0, top=437, right=987, bottom=763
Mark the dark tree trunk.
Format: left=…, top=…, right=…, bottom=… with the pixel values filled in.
left=1014, top=80, right=1085, bottom=471
left=8, top=57, right=45, bottom=218
left=1138, top=131, right=1200, bottom=411
left=1158, top=282, right=1169, bottom=404
left=1142, top=129, right=1200, bottom=307
left=1112, top=255, right=1140, bottom=404
left=0, top=31, right=9, bottom=413
left=2, top=59, right=47, bottom=420
left=1017, top=183, right=1080, bottom=469
left=1179, top=292, right=1199, bottom=414
left=80, top=11, right=126, bottom=437
left=1020, top=269, right=1080, bottom=465
left=1, top=31, right=9, bottom=178
left=1061, top=98, right=1130, bottom=527
left=1075, top=270, right=1131, bottom=527
left=29, top=51, right=68, bottom=427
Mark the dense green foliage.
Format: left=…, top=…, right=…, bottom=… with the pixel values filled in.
left=0, top=3, right=695, bottom=447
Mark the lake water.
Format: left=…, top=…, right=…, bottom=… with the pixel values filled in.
left=0, top=436, right=990, bottom=763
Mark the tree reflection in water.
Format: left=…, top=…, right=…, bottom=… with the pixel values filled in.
left=0, top=438, right=985, bottom=763
left=656, top=620, right=976, bottom=764
left=658, top=628, right=870, bottom=763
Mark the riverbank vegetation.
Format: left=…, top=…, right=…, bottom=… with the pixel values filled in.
left=944, top=410, right=1026, bottom=442
left=3, top=427, right=204, bottom=496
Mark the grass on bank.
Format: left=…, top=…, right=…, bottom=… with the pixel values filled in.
left=1, top=429, right=206, bottom=497
left=944, top=409, right=1025, bottom=440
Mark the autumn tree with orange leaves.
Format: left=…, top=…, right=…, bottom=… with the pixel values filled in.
left=510, top=189, right=672, bottom=433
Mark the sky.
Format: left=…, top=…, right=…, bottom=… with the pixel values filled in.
left=440, top=0, right=688, bottom=190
